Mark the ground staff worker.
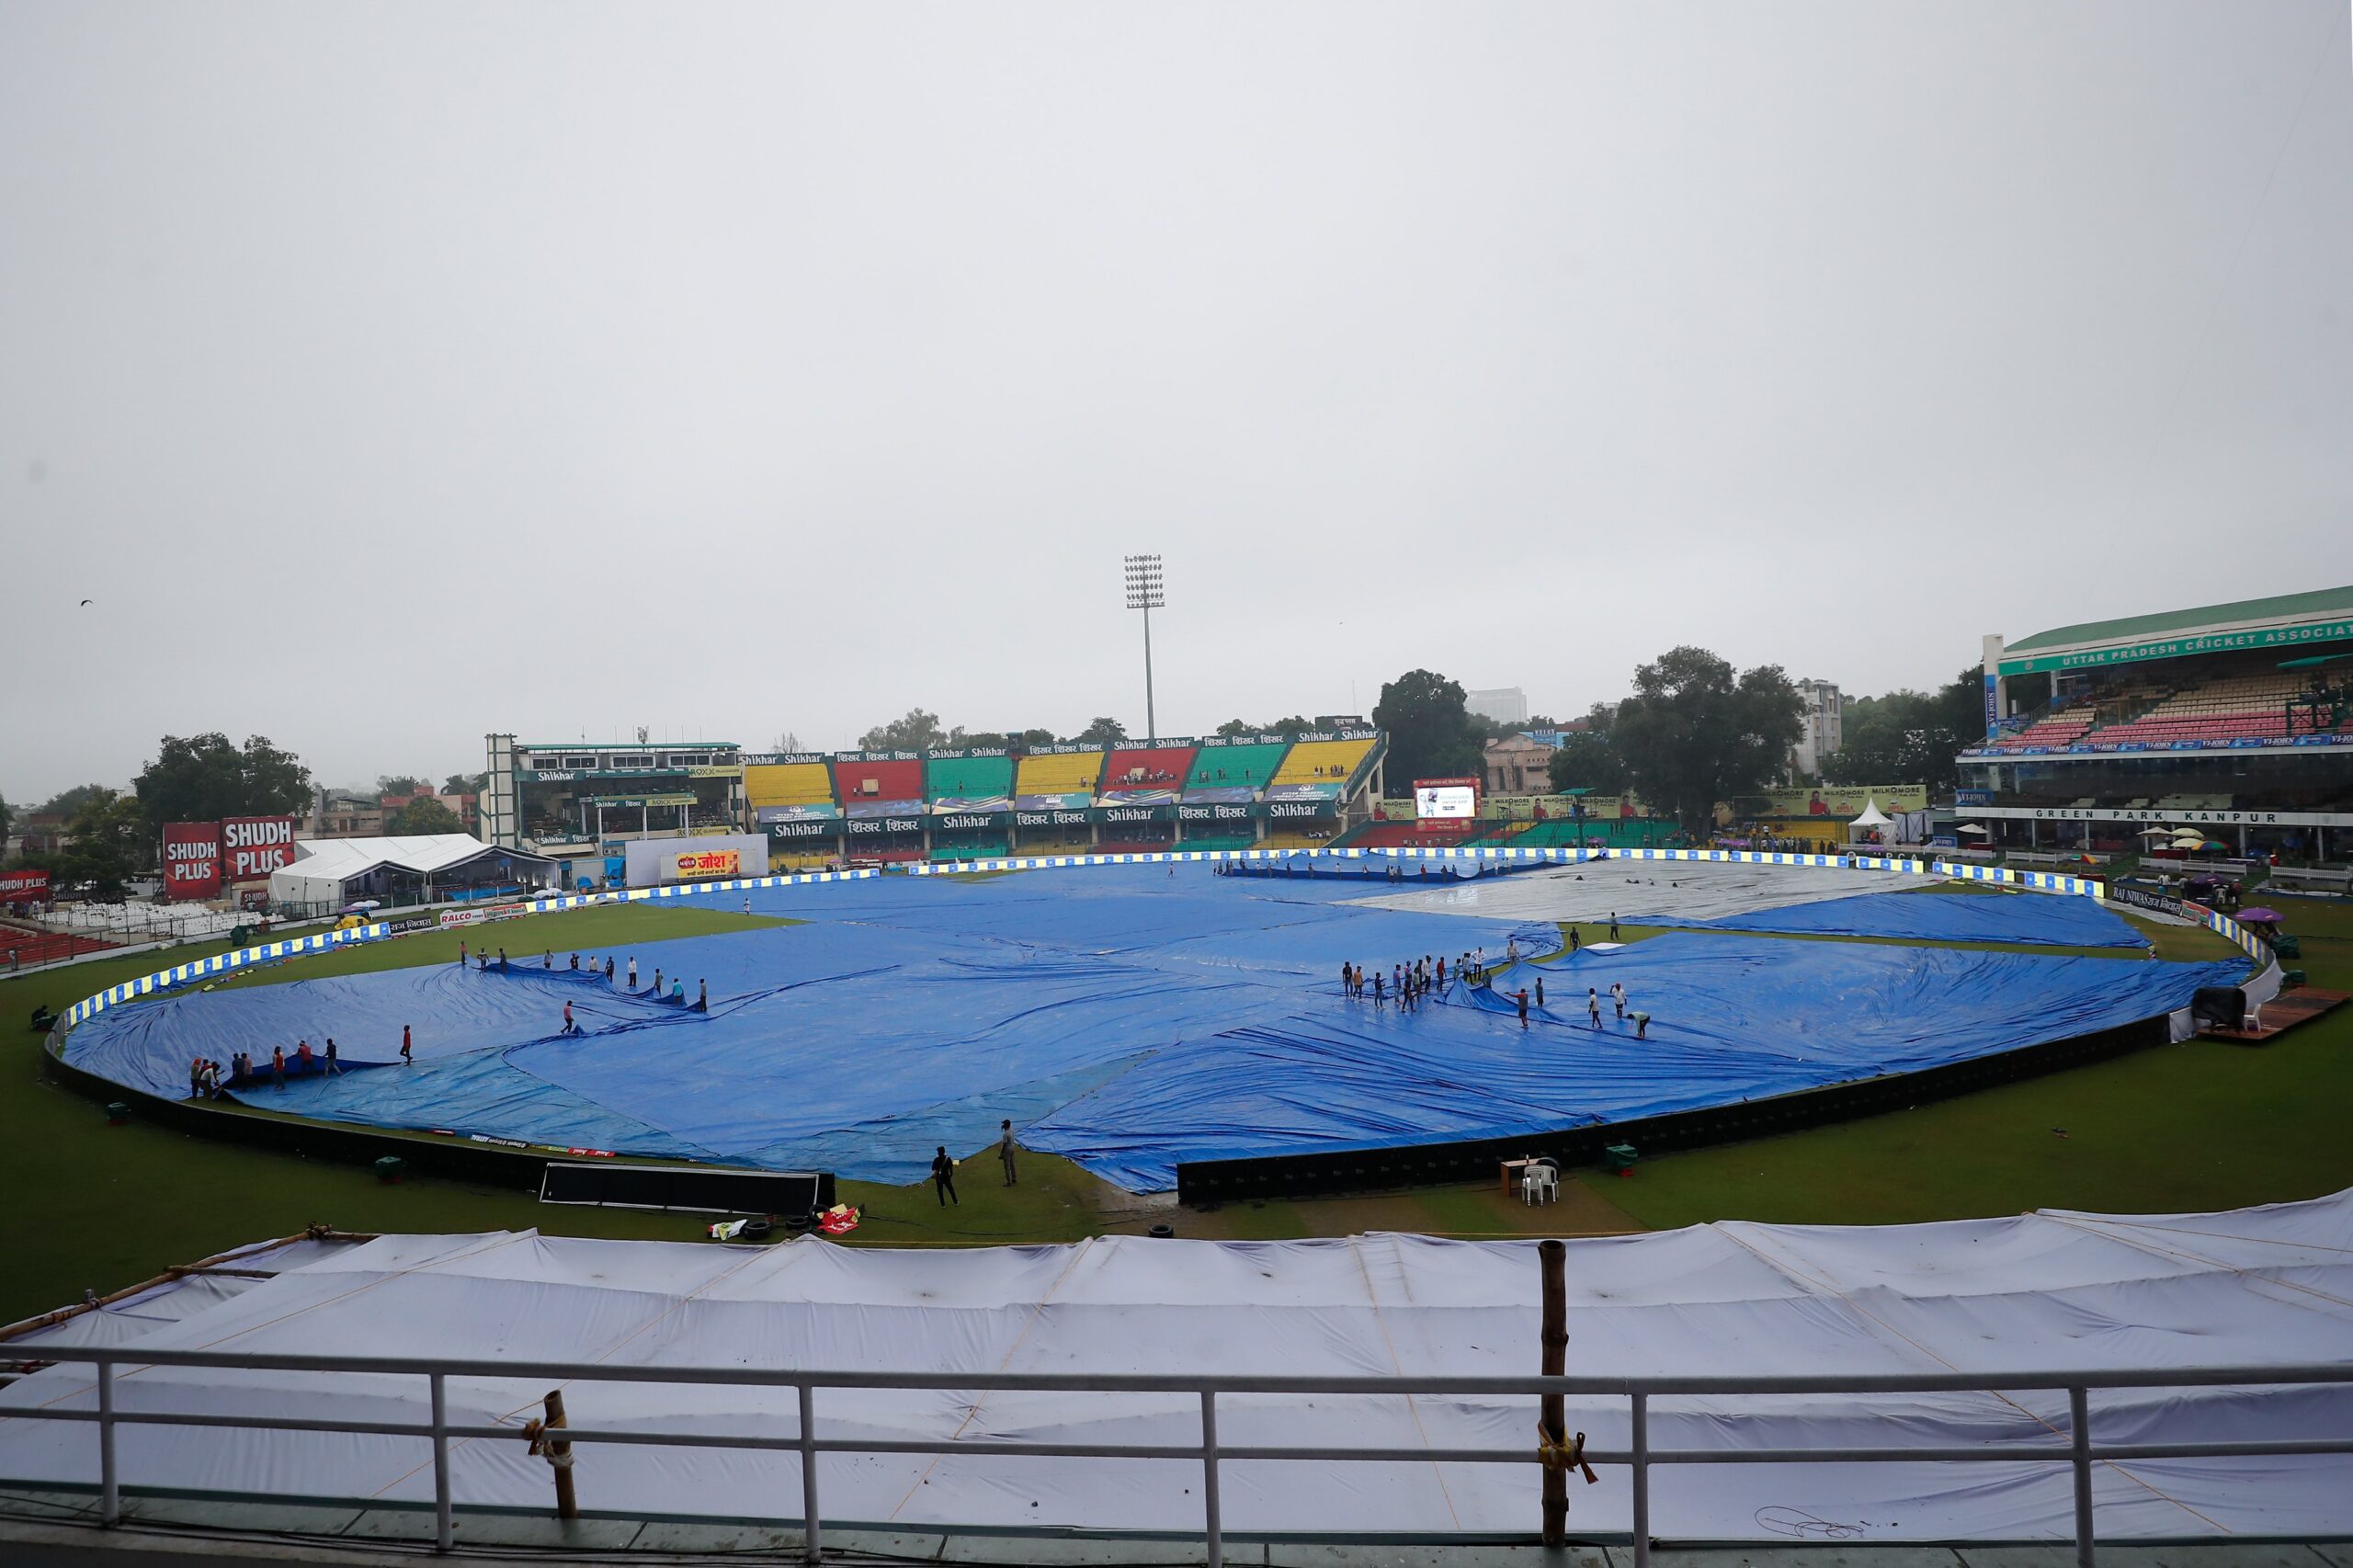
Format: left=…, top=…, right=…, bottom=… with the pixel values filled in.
left=998, top=1119, right=1019, bottom=1186
left=931, top=1146, right=960, bottom=1206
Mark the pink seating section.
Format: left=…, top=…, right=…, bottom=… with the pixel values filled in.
left=1098, top=747, right=1196, bottom=791
left=1993, top=669, right=2349, bottom=749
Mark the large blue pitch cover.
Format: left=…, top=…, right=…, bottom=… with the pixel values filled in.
left=63, top=866, right=2239, bottom=1191
left=1639, top=887, right=2149, bottom=948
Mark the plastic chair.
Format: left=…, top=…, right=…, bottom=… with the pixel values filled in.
left=1520, top=1161, right=1559, bottom=1205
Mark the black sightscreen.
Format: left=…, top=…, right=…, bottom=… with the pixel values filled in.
left=540, top=1161, right=834, bottom=1218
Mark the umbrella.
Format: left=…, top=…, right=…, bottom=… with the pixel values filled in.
left=2236, top=908, right=2281, bottom=925
left=2138, top=826, right=2178, bottom=839
left=1957, top=824, right=1990, bottom=835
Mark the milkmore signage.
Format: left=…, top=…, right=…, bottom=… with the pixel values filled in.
left=221, top=816, right=297, bottom=881
left=162, top=822, right=223, bottom=899
left=1998, top=618, right=2353, bottom=675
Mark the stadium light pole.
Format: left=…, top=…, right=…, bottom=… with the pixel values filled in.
left=1123, top=554, right=1165, bottom=741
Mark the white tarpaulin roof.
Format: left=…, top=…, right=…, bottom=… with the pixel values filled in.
left=1847, top=798, right=1893, bottom=828
left=268, top=835, right=553, bottom=904
left=0, top=1195, right=2347, bottom=1542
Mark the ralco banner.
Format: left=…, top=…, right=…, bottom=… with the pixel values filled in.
left=222, top=816, right=298, bottom=880
left=162, top=822, right=223, bottom=899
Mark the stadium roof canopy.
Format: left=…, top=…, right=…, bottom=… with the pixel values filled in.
left=1997, top=584, right=2353, bottom=675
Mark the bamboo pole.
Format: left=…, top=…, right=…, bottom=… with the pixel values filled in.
left=1540, top=1237, right=1567, bottom=1547
left=543, top=1389, right=578, bottom=1518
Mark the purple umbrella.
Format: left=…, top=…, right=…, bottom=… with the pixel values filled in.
left=2236, top=908, right=2281, bottom=925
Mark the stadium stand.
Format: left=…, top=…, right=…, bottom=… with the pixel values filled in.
left=1015, top=751, right=1108, bottom=800
left=927, top=835, right=1009, bottom=861
left=768, top=849, right=838, bottom=871
left=1176, top=833, right=1256, bottom=852
left=1268, top=737, right=1376, bottom=787
left=1098, top=746, right=1196, bottom=794
left=1255, top=828, right=1343, bottom=849
left=1332, top=822, right=1468, bottom=850
left=1188, top=743, right=1290, bottom=791
left=925, top=754, right=1016, bottom=801
left=831, top=758, right=925, bottom=806
left=744, top=762, right=837, bottom=812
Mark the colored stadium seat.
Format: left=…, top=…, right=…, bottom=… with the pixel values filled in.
left=1098, top=746, right=1197, bottom=794
left=1014, top=751, right=1107, bottom=799
left=745, top=762, right=838, bottom=811
left=926, top=755, right=1016, bottom=801
left=831, top=759, right=925, bottom=805
left=1188, top=744, right=1290, bottom=790
left=1268, top=738, right=1376, bottom=788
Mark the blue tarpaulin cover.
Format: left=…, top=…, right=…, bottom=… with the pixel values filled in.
left=1638, top=888, right=2148, bottom=948
left=63, top=866, right=2237, bottom=1190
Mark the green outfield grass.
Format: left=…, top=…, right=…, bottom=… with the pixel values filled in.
left=1, top=887, right=2345, bottom=1326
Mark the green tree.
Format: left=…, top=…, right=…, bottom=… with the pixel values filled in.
left=1214, top=719, right=1256, bottom=737
left=133, top=733, right=312, bottom=827
left=377, top=775, right=429, bottom=798
left=60, top=788, right=149, bottom=897
left=1608, top=648, right=1801, bottom=830
left=388, top=796, right=464, bottom=835
left=1371, top=670, right=1485, bottom=790
left=1546, top=731, right=1627, bottom=795
left=858, top=710, right=950, bottom=751
left=1823, top=667, right=1984, bottom=794
left=0, top=792, right=10, bottom=844
left=36, top=783, right=111, bottom=820
left=443, top=772, right=489, bottom=795
left=1068, top=717, right=1129, bottom=745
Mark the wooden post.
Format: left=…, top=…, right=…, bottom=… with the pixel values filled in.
left=543, top=1389, right=577, bottom=1519
left=1540, top=1237, right=1567, bottom=1547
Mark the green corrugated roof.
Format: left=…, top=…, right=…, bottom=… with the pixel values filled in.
left=2007, top=585, right=2353, bottom=653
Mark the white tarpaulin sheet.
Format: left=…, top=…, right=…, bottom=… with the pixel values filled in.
left=1354, top=860, right=1939, bottom=925
left=0, top=1195, right=2347, bottom=1543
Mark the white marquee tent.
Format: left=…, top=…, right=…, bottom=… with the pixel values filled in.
left=267, top=834, right=558, bottom=909
left=1, top=1193, right=2347, bottom=1543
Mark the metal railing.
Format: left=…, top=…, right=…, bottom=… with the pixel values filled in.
left=6, top=1346, right=2347, bottom=1567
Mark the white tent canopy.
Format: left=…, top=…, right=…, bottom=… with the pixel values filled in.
left=1847, top=797, right=1893, bottom=828
left=267, top=834, right=557, bottom=908
left=1, top=1193, right=2347, bottom=1543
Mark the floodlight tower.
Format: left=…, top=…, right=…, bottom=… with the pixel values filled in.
left=1122, top=553, right=1165, bottom=741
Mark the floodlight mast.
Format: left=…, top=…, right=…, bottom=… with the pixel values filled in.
left=1122, top=554, right=1165, bottom=742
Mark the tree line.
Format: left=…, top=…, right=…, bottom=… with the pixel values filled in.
left=6, top=733, right=315, bottom=898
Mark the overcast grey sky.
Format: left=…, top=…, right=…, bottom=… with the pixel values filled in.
left=4, top=2, right=2349, bottom=802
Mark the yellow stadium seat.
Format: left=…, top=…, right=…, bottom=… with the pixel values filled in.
left=1269, top=739, right=1375, bottom=787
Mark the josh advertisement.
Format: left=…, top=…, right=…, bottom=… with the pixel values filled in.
left=162, top=822, right=223, bottom=899
left=673, top=849, right=741, bottom=880
left=221, top=816, right=297, bottom=881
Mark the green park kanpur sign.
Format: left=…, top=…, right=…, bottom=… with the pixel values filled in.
left=1999, top=619, right=2353, bottom=675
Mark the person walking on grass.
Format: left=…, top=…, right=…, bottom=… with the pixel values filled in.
left=1608, top=913, right=1620, bottom=941
left=998, top=1119, right=1018, bottom=1186
left=1568, top=926, right=1580, bottom=954
left=931, top=1146, right=960, bottom=1206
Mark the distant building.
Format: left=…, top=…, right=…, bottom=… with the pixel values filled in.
left=1483, top=733, right=1555, bottom=794
left=1467, top=687, right=1529, bottom=725
left=309, top=790, right=387, bottom=839
left=1790, top=679, right=1843, bottom=778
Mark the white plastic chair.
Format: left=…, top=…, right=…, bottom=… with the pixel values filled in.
left=1521, top=1162, right=1558, bottom=1205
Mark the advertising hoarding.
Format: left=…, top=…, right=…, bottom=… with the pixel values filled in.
left=161, top=822, right=222, bottom=899
left=1413, top=778, right=1481, bottom=820
left=221, top=816, right=298, bottom=881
